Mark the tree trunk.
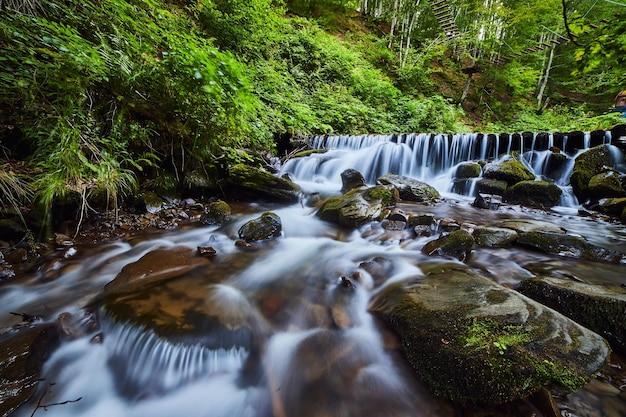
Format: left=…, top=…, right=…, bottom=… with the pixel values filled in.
left=537, top=46, right=554, bottom=111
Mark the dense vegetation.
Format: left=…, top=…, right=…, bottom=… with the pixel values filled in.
left=0, top=0, right=624, bottom=233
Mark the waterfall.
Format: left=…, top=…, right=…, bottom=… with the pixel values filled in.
left=282, top=130, right=619, bottom=207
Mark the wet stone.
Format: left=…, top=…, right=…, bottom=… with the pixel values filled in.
left=238, top=212, right=282, bottom=241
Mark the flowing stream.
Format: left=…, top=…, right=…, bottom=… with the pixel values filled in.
left=2, top=132, right=626, bottom=417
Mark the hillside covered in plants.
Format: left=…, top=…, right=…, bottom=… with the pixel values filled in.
left=1, top=0, right=625, bottom=233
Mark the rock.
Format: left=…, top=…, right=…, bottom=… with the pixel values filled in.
left=476, top=178, right=508, bottom=196
left=597, top=197, right=626, bottom=216
left=498, top=219, right=566, bottom=234
left=340, top=169, right=366, bottom=193
left=455, top=162, right=482, bottom=179
left=0, top=324, right=61, bottom=417
left=570, top=144, right=618, bottom=202
left=227, top=164, right=301, bottom=203
left=473, top=226, right=518, bottom=247
left=408, top=212, right=436, bottom=227
left=483, top=157, right=535, bottom=186
left=317, top=186, right=394, bottom=228
left=413, top=225, right=432, bottom=237
left=5, top=248, right=27, bottom=264
left=0, top=262, right=15, bottom=282
left=438, top=217, right=460, bottom=232
left=421, top=230, right=475, bottom=261
left=519, top=276, right=626, bottom=353
left=104, top=246, right=210, bottom=295
left=504, top=180, right=562, bottom=208
left=587, top=171, right=625, bottom=199
left=473, top=193, right=502, bottom=210
left=197, top=246, right=217, bottom=257
left=369, top=266, right=610, bottom=405
left=376, top=173, right=439, bottom=202
left=139, top=191, right=168, bottom=214
left=381, top=208, right=408, bottom=230
left=201, top=200, right=231, bottom=225
left=516, top=232, right=624, bottom=263
left=238, top=212, right=282, bottom=241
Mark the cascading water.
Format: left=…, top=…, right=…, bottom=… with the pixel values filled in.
left=283, top=131, right=619, bottom=208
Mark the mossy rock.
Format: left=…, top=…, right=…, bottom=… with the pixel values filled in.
left=504, top=180, right=562, bottom=208
left=202, top=200, right=232, bottom=225
left=519, top=276, right=626, bottom=353
left=292, top=148, right=328, bottom=158
left=238, top=212, right=282, bottom=241
left=597, top=197, right=626, bottom=216
left=454, top=162, right=482, bottom=179
left=476, top=178, right=508, bottom=195
left=516, top=231, right=624, bottom=263
left=369, top=267, right=610, bottom=405
left=227, top=164, right=301, bottom=203
left=376, top=173, right=440, bottom=202
left=473, top=226, right=518, bottom=247
left=483, top=158, right=535, bottom=186
left=587, top=171, right=625, bottom=200
left=570, top=145, right=617, bottom=201
left=317, top=186, right=394, bottom=228
left=421, top=230, right=475, bottom=261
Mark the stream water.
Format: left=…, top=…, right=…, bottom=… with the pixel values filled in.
left=3, top=132, right=626, bottom=417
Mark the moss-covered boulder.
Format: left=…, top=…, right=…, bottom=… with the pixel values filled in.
left=376, top=173, right=439, bottom=202
left=317, top=186, right=394, bottom=228
left=587, top=171, right=625, bottom=200
left=455, top=162, right=482, bottom=179
left=516, top=232, right=624, bottom=263
left=238, top=212, right=282, bottom=241
left=476, top=178, right=508, bottom=195
left=227, top=164, right=300, bottom=203
left=201, top=200, right=232, bottom=225
left=519, top=276, right=626, bottom=353
left=369, top=266, right=610, bottom=405
left=570, top=145, right=618, bottom=202
left=504, top=180, right=562, bottom=207
left=483, top=158, right=535, bottom=186
left=421, top=230, right=475, bottom=261
left=473, top=226, right=518, bottom=247
left=597, top=197, right=626, bottom=216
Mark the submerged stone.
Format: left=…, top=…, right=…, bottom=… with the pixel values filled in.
left=516, top=232, right=624, bottom=263
left=369, top=267, right=610, bottom=405
left=519, top=276, right=626, bottom=354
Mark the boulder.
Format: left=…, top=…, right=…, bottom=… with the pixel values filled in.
left=518, top=276, right=626, bottom=353
left=587, top=171, right=625, bottom=200
left=454, top=162, right=482, bottom=179
left=516, top=232, right=624, bottom=263
left=408, top=213, right=436, bottom=227
left=201, top=200, right=232, bottom=225
left=473, top=226, right=518, bottom=247
left=597, top=197, right=626, bottom=216
left=227, top=164, right=300, bottom=203
left=317, top=186, right=394, bottom=228
left=104, top=246, right=210, bottom=295
left=483, top=158, right=535, bottom=186
left=340, top=169, right=367, bottom=193
left=473, top=193, right=502, bottom=210
left=497, top=219, right=566, bottom=234
left=504, top=180, right=562, bottom=208
left=369, top=266, right=610, bottom=405
left=570, top=145, right=617, bottom=202
left=376, top=173, right=439, bottom=202
left=476, top=178, right=508, bottom=196
left=0, top=324, right=61, bottom=416
left=238, top=212, right=282, bottom=241
left=421, top=230, right=475, bottom=261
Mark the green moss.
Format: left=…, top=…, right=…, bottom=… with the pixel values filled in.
left=364, top=186, right=394, bottom=206
left=292, top=149, right=328, bottom=158
left=463, top=318, right=532, bottom=355
left=504, top=180, right=562, bottom=207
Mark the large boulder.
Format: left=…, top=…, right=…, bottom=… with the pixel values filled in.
left=476, top=178, right=508, bottom=195
left=227, top=164, right=301, bottom=203
left=201, top=200, right=232, bottom=225
left=518, top=276, right=626, bottom=353
left=376, top=173, right=439, bottom=202
left=483, top=158, right=535, bottom=186
left=104, top=246, right=210, bottom=295
left=504, top=180, right=562, bottom=208
left=570, top=145, right=618, bottom=202
left=587, top=171, right=625, bottom=200
left=369, top=265, right=610, bottom=405
left=238, top=212, right=282, bottom=241
left=317, top=186, right=394, bottom=228
left=516, top=232, right=624, bottom=263
left=340, top=169, right=367, bottom=193
left=454, top=162, right=482, bottom=179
